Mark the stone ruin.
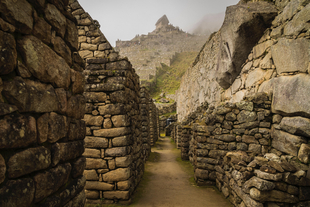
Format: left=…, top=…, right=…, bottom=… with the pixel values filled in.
left=0, top=0, right=86, bottom=206
left=0, top=0, right=159, bottom=206
left=174, top=0, right=310, bottom=206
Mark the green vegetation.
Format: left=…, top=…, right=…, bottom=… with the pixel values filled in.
left=161, top=111, right=177, bottom=118
left=150, top=52, right=198, bottom=98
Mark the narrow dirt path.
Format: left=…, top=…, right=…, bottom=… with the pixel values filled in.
left=131, top=137, right=232, bottom=207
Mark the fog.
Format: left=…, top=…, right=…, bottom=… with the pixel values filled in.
left=78, top=0, right=239, bottom=46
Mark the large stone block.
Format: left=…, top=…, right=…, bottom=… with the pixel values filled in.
left=250, top=188, right=298, bottom=203
left=0, top=0, right=33, bottom=34
left=243, top=176, right=275, bottom=194
left=83, top=92, right=107, bottom=103
left=98, top=104, right=125, bottom=115
left=93, top=127, right=131, bottom=138
left=280, top=116, right=310, bottom=138
left=83, top=148, right=101, bottom=158
left=72, top=157, right=86, bottom=178
left=101, top=168, right=131, bottom=182
left=216, top=2, right=277, bottom=89
left=0, top=114, right=37, bottom=149
left=85, top=181, right=114, bottom=191
left=34, top=163, right=71, bottom=203
left=0, top=30, right=17, bottom=75
left=66, top=19, right=79, bottom=50
left=84, top=170, right=99, bottom=181
left=3, top=77, right=59, bottom=113
left=298, top=144, right=310, bottom=164
left=237, top=110, right=257, bottom=123
left=195, top=169, right=209, bottom=180
left=284, top=3, right=310, bottom=36
left=8, top=146, right=51, bottom=178
left=271, top=38, right=309, bottom=74
left=33, top=15, right=52, bottom=45
left=105, top=147, right=127, bottom=157
left=0, top=178, right=35, bottom=207
left=115, top=156, right=132, bottom=168
left=48, top=112, right=67, bottom=143
left=67, top=94, right=86, bottom=119
left=272, top=74, right=310, bottom=117
left=85, top=158, right=107, bottom=169
left=45, top=3, right=66, bottom=38
left=83, top=114, right=103, bottom=126
left=103, top=191, right=129, bottom=200
left=56, top=141, right=85, bottom=163
left=85, top=136, right=108, bottom=148
left=112, top=136, right=131, bottom=147
left=18, top=35, right=71, bottom=89
left=271, top=128, right=307, bottom=156
left=112, top=115, right=130, bottom=127
left=254, top=170, right=283, bottom=181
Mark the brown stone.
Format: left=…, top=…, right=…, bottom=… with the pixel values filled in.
left=53, top=36, right=72, bottom=66
left=8, top=146, right=51, bottom=178
left=3, top=77, right=59, bottom=113
left=117, top=180, right=131, bottom=190
left=84, top=170, right=99, bottom=181
left=34, top=163, right=71, bottom=203
left=0, top=30, right=17, bottom=75
left=112, top=136, right=131, bottom=147
left=102, top=168, right=131, bottom=182
left=72, top=157, right=86, bottom=178
left=0, top=17, right=15, bottom=32
left=33, top=15, right=52, bottom=45
left=67, top=94, right=86, bottom=119
left=65, top=19, right=79, bottom=50
left=112, top=115, right=130, bottom=127
left=37, top=113, right=49, bottom=144
left=85, top=136, right=108, bottom=148
left=0, top=178, right=35, bottom=207
left=84, top=92, right=107, bottom=103
left=57, top=141, right=84, bottom=162
left=45, top=3, right=66, bottom=38
left=68, top=119, right=86, bottom=141
left=93, top=127, right=131, bottom=138
left=0, top=155, right=6, bottom=184
left=105, top=147, right=127, bottom=157
left=83, top=114, right=104, bottom=126
left=103, top=191, right=129, bottom=200
left=0, top=103, right=18, bottom=116
left=0, top=114, right=37, bottom=149
left=243, top=176, right=275, bottom=194
left=0, top=0, right=33, bottom=34
left=254, top=170, right=282, bottom=181
left=85, top=190, right=100, bottom=199
left=298, top=144, right=310, bottom=164
left=85, top=158, right=107, bottom=169
left=48, top=112, right=67, bottom=143
left=115, top=156, right=132, bottom=168
left=83, top=148, right=101, bottom=158
left=85, top=181, right=114, bottom=191
left=71, top=69, right=85, bottom=94
left=250, top=188, right=298, bottom=203
left=98, top=104, right=125, bottom=115
left=18, top=35, right=71, bottom=89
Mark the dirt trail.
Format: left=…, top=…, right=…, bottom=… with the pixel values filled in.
left=131, top=137, right=232, bottom=207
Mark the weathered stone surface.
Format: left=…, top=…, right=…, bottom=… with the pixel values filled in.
left=105, top=147, right=127, bottom=157
left=299, top=186, right=310, bottom=201
left=0, top=31, right=17, bottom=75
left=3, top=77, right=59, bottom=113
left=84, top=92, right=107, bottom=103
left=66, top=19, right=79, bottom=50
left=103, top=191, right=129, bottom=200
left=272, top=74, right=310, bottom=118
left=0, top=178, right=35, bottom=207
left=98, top=104, right=125, bottom=115
left=72, top=157, right=86, bottom=178
left=8, top=146, right=51, bottom=178
left=102, top=168, right=131, bottom=182
left=242, top=135, right=258, bottom=144
left=280, top=116, right=310, bottom=138
left=33, top=15, right=52, bottom=45
left=271, top=128, right=307, bottom=156
left=34, top=163, right=71, bottom=202
left=57, top=141, right=84, bottom=162
left=45, top=3, right=66, bottom=38
left=243, top=176, right=275, bottom=193
left=254, top=170, right=282, bottom=181
left=53, top=36, right=72, bottom=66
left=85, top=190, right=100, bottom=199
left=112, top=115, right=130, bottom=127
left=112, top=136, right=131, bottom=147
left=237, top=110, right=257, bottom=123
left=85, top=181, right=114, bottom=191
left=93, top=127, right=131, bottom=137
left=250, top=188, right=298, bottom=203
left=66, top=94, right=86, bottom=119
left=284, top=3, right=310, bottom=36
left=271, top=38, right=309, bottom=74
left=0, top=103, right=17, bottom=116
left=84, top=170, right=99, bottom=181
left=85, top=136, right=108, bottom=148
left=0, top=155, right=6, bottom=184
left=209, top=150, right=228, bottom=158
left=298, top=144, right=310, bottom=164
left=68, top=119, right=86, bottom=141
left=0, top=0, right=33, bottom=34
left=0, top=114, right=37, bottom=149
left=18, top=35, right=71, bottom=89
left=0, top=17, right=15, bottom=32
left=195, top=169, right=209, bottom=179
left=115, top=156, right=132, bottom=168
left=71, top=70, right=85, bottom=94
left=86, top=158, right=107, bottom=169
left=117, top=180, right=131, bottom=190
left=83, top=114, right=103, bottom=126
left=83, top=148, right=101, bottom=158
left=216, top=2, right=277, bottom=89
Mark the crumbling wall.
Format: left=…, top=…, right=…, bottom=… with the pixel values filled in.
left=0, top=0, right=86, bottom=206
left=188, top=93, right=310, bottom=207
left=68, top=0, right=156, bottom=204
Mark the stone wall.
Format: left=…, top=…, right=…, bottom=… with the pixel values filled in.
left=68, top=0, right=157, bottom=204
left=149, top=101, right=159, bottom=146
left=0, top=0, right=86, bottom=206
left=177, top=0, right=310, bottom=122
left=184, top=93, right=310, bottom=206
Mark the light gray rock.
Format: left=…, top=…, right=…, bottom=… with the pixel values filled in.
left=272, top=74, right=310, bottom=118
left=250, top=188, right=298, bottom=203
left=284, top=3, right=310, bottom=36
left=243, top=176, right=275, bottom=193
left=101, top=168, right=131, bottom=182
left=280, top=116, right=310, bottom=138
left=254, top=169, right=283, bottom=181
left=271, top=38, right=309, bottom=74
left=298, top=144, right=310, bottom=164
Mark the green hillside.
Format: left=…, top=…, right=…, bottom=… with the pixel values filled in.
left=149, top=52, right=198, bottom=99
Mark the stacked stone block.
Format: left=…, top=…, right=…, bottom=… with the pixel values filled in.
left=0, top=0, right=86, bottom=206
left=190, top=93, right=310, bottom=206
left=181, top=126, right=191, bottom=160
left=149, top=103, right=159, bottom=145
left=176, top=125, right=183, bottom=149
left=140, top=87, right=151, bottom=161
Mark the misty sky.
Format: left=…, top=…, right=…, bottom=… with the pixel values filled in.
left=78, top=0, right=240, bottom=46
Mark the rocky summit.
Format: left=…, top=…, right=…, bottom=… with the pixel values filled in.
left=0, top=0, right=310, bottom=207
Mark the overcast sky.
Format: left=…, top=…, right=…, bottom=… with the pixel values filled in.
left=78, top=0, right=239, bottom=46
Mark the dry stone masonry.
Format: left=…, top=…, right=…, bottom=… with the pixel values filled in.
left=0, top=0, right=86, bottom=206
left=68, top=0, right=158, bottom=205
left=176, top=0, right=310, bottom=206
